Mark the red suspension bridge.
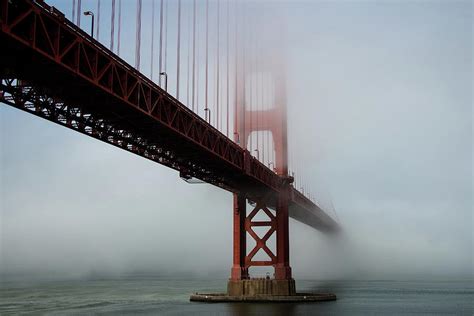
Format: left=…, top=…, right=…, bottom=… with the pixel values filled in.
left=0, top=0, right=339, bottom=299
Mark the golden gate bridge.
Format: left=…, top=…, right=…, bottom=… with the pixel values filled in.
left=0, top=0, right=339, bottom=301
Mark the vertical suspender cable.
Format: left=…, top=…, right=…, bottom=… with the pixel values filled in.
left=260, top=22, right=264, bottom=162
left=255, top=13, right=259, bottom=158
left=262, top=63, right=265, bottom=163
left=186, top=3, right=192, bottom=108
left=248, top=7, right=252, bottom=152
left=72, top=0, right=76, bottom=24
left=264, top=73, right=266, bottom=165
left=111, top=0, right=115, bottom=51
left=273, top=81, right=276, bottom=168
left=192, top=0, right=196, bottom=111
left=262, top=70, right=265, bottom=165
left=195, top=3, right=200, bottom=115
left=158, top=0, right=164, bottom=86
left=176, top=0, right=181, bottom=100
left=234, top=0, right=238, bottom=143
left=257, top=27, right=260, bottom=160
left=151, top=0, right=155, bottom=80
left=267, top=76, right=270, bottom=166
left=164, top=0, right=168, bottom=73
left=186, top=3, right=191, bottom=107
left=226, top=0, right=229, bottom=137
left=117, top=0, right=122, bottom=55
left=205, top=0, right=209, bottom=122
left=96, top=0, right=100, bottom=40
left=76, top=0, right=81, bottom=27
left=266, top=76, right=269, bottom=166
left=242, top=2, right=246, bottom=148
left=216, top=1, right=220, bottom=129
left=136, top=0, right=142, bottom=70
left=196, top=13, right=200, bottom=116
left=256, top=14, right=260, bottom=160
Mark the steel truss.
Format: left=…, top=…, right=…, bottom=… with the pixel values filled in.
left=0, top=0, right=280, bottom=193
left=0, top=78, right=226, bottom=187
left=0, top=0, right=338, bottom=234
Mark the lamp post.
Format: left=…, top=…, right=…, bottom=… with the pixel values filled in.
left=159, top=72, right=168, bottom=92
left=204, top=108, right=211, bottom=124
left=254, top=149, right=259, bottom=160
left=233, top=132, right=240, bottom=144
left=268, top=161, right=274, bottom=171
left=83, top=11, right=94, bottom=37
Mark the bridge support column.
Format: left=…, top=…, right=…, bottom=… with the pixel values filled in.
left=227, top=188, right=295, bottom=297
left=230, top=193, right=249, bottom=280
left=275, top=185, right=292, bottom=280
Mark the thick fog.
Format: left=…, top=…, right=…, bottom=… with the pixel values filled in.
left=1, top=0, right=472, bottom=281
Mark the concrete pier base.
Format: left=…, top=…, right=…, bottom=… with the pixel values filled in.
left=190, top=279, right=336, bottom=303
left=227, top=279, right=296, bottom=296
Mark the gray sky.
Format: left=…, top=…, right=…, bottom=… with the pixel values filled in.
left=1, top=0, right=472, bottom=281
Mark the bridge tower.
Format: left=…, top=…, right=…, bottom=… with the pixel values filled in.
left=228, top=39, right=295, bottom=295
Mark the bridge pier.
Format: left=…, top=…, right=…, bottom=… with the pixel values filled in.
left=228, top=188, right=295, bottom=296
left=229, top=190, right=293, bottom=281
left=274, top=184, right=292, bottom=281
left=191, top=181, right=336, bottom=302
left=230, top=193, right=249, bottom=280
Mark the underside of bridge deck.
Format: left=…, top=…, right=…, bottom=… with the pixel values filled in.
left=0, top=0, right=338, bottom=234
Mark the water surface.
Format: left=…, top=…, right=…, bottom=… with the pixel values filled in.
left=1, top=277, right=472, bottom=315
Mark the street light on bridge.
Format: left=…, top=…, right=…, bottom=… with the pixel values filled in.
left=233, top=132, right=240, bottom=144
left=204, top=108, right=211, bottom=124
left=254, top=149, right=259, bottom=160
left=159, top=72, right=168, bottom=92
left=83, top=11, right=94, bottom=38
left=268, top=161, right=274, bottom=171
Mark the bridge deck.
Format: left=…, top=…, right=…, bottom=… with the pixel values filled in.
left=0, top=0, right=338, bottom=232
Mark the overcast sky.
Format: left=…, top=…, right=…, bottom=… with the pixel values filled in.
left=1, top=0, right=472, bottom=281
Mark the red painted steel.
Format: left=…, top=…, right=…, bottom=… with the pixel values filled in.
left=231, top=32, right=295, bottom=279
left=274, top=182, right=292, bottom=280
left=0, top=0, right=338, bottom=277
left=0, top=0, right=279, bottom=190
left=231, top=193, right=248, bottom=280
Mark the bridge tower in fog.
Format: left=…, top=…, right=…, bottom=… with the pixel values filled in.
left=230, top=35, right=295, bottom=294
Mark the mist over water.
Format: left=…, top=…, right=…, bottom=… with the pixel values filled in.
left=0, top=0, right=472, bottom=304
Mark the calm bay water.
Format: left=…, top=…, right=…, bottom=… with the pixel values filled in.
left=1, top=277, right=472, bottom=315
